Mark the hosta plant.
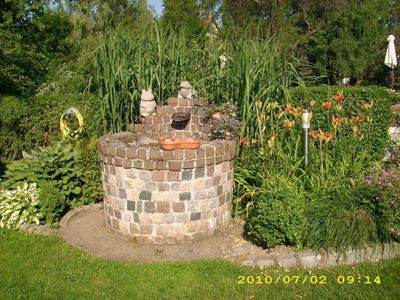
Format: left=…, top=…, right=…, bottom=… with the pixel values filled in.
left=0, top=183, right=41, bottom=229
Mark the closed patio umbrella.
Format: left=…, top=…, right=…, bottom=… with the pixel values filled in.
left=385, top=34, right=397, bottom=90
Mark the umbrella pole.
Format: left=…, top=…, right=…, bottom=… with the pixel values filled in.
left=391, top=68, right=395, bottom=90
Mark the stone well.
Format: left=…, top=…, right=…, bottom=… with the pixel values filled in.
left=98, top=98, right=236, bottom=244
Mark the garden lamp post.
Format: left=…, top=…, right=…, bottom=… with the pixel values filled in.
left=302, top=110, right=310, bottom=168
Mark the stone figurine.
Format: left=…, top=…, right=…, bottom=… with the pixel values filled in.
left=178, top=81, right=197, bottom=99
left=140, top=89, right=156, bottom=117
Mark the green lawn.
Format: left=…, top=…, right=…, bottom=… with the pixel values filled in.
left=0, top=229, right=399, bottom=300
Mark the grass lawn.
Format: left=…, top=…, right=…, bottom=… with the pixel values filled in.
left=0, top=229, right=399, bottom=300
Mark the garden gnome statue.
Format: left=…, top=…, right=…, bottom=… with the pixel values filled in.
left=178, top=81, right=197, bottom=99
left=140, top=89, right=156, bottom=117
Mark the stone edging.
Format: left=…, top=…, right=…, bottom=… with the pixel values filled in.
left=238, top=244, right=400, bottom=269
left=18, top=203, right=400, bottom=268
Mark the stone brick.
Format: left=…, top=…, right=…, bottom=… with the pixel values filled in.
left=106, top=145, right=116, bottom=157
left=173, top=202, right=185, bottom=212
left=298, top=250, right=322, bottom=268
left=173, top=149, right=184, bottom=160
left=169, top=161, right=182, bottom=171
left=133, top=161, right=143, bottom=169
left=213, top=176, right=221, bottom=185
left=151, top=170, right=165, bottom=182
left=168, top=97, right=178, bottom=106
left=187, top=201, right=198, bottom=212
left=207, top=166, right=214, bottom=176
left=140, top=225, right=153, bottom=235
left=164, top=213, right=175, bottom=224
left=144, top=161, right=155, bottom=170
left=144, top=182, right=157, bottom=191
left=182, top=170, right=193, bottom=180
left=139, top=190, right=152, bottom=200
left=114, top=158, right=124, bottom=166
left=183, top=160, right=195, bottom=169
left=127, top=148, right=136, bottom=159
left=195, top=191, right=206, bottom=200
left=346, top=249, right=364, bottom=265
left=222, top=162, right=229, bottom=172
left=118, top=189, right=127, bottom=199
left=157, top=202, right=170, bottom=213
left=127, top=200, right=136, bottom=211
left=176, top=213, right=189, bottom=223
left=158, top=183, right=169, bottom=191
left=137, top=201, right=142, bottom=212
left=153, top=161, right=166, bottom=170
left=171, top=183, right=180, bottom=191
left=129, top=223, right=139, bottom=234
left=218, top=194, right=225, bottom=206
left=216, top=185, right=223, bottom=196
left=112, top=218, right=120, bottom=229
left=195, top=159, right=205, bottom=168
left=167, top=171, right=180, bottom=181
left=162, top=150, right=173, bottom=160
left=190, top=212, right=201, bottom=221
left=179, top=192, right=191, bottom=201
left=196, top=149, right=205, bottom=159
left=144, top=202, right=156, bottom=213
left=276, top=254, right=297, bottom=268
left=133, top=212, right=139, bottom=223
left=137, top=149, right=147, bottom=160
left=107, top=205, right=114, bottom=216
left=185, top=149, right=196, bottom=160
left=156, top=224, right=169, bottom=236
left=114, top=209, right=122, bottom=219
left=206, top=147, right=214, bottom=158
left=149, top=149, right=162, bottom=160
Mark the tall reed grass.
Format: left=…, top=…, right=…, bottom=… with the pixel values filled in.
left=94, top=21, right=301, bottom=135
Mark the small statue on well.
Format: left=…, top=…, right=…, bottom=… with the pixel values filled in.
left=178, top=81, right=197, bottom=99
left=140, top=89, right=156, bottom=117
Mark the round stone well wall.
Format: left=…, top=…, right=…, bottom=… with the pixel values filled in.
left=98, top=98, right=236, bottom=244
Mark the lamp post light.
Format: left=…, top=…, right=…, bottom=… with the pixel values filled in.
left=302, top=110, right=310, bottom=168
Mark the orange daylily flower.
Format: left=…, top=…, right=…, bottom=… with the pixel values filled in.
left=240, top=137, right=249, bottom=145
left=284, top=120, right=295, bottom=129
left=353, top=116, right=362, bottom=124
left=322, top=101, right=332, bottom=109
left=285, top=103, right=294, bottom=112
left=331, top=115, right=346, bottom=127
left=322, top=131, right=335, bottom=142
left=268, top=133, right=278, bottom=140
left=333, top=90, right=345, bottom=102
left=308, top=130, right=319, bottom=138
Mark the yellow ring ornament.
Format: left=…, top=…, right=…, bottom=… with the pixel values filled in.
left=60, top=107, right=84, bottom=139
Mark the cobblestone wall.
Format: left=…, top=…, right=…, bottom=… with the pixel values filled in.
left=98, top=97, right=237, bottom=243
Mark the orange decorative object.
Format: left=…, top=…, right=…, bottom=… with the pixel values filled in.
left=160, top=136, right=201, bottom=150
left=333, top=91, right=345, bottom=102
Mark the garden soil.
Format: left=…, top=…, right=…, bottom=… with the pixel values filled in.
left=57, top=204, right=292, bottom=263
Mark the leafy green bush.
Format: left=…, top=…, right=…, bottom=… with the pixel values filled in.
left=0, top=94, right=103, bottom=160
left=0, top=183, right=41, bottom=229
left=1, top=141, right=101, bottom=223
left=38, top=182, right=67, bottom=224
left=357, top=166, right=400, bottom=243
left=248, top=175, right=307, bottom=248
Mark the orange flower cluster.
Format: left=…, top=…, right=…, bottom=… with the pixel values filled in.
left=284, top=120, right=295, bottom=129
left=353, top=116, right=362, bottom=124
left=240, top=137, right=249, bottom=145
left=331, top=115, right=347, bottom=127
left=322, top=101, right=332, bottom=109
left=333, top=90, right=345, bottom=102
left=308, top=129, right=335, bottom=142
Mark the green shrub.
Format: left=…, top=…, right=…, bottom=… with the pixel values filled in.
left=248, top=175, right=307, bottom=248
left=38, top=182, right=67, bottom=224
left=1, top=142, right=99, bottom=223
left=0, top=183, right=41, bottom=229
left=0, top=94, right=103, bottom=160
left=356, top=166, right=400, bottom=243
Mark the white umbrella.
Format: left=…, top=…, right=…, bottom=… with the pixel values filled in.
left=385, top=34, right=397, bottom=89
